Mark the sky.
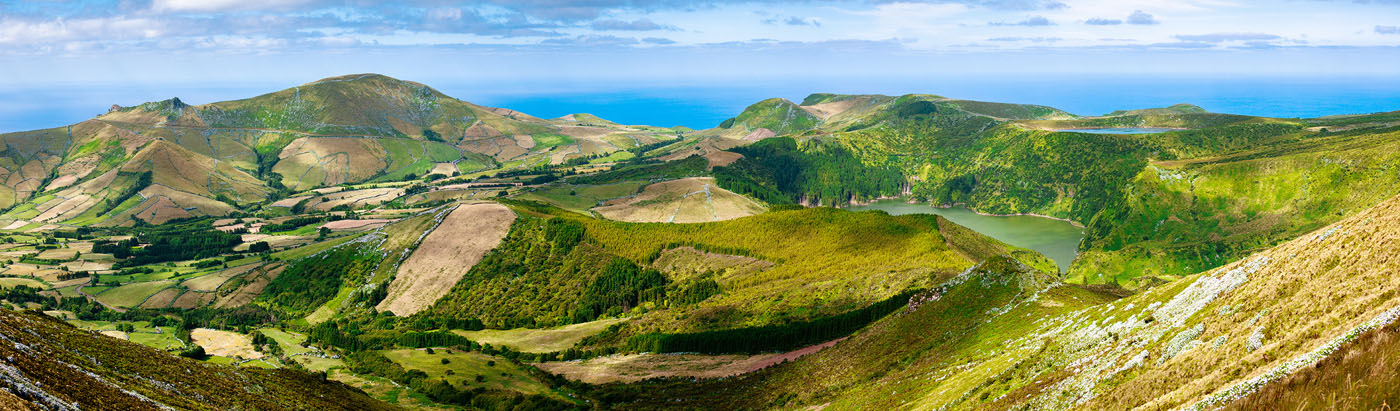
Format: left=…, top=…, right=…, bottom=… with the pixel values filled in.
left=1, top=0, right=1399, bottom=129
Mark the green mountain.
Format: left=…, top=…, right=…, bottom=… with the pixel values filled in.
left=0, top=74, right=680, bottom=226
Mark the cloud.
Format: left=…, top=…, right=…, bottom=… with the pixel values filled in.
left=1174, top=32, right=1281, bottom=43
left=909, top=0, right=1067, bottom=10
left=151, top=0, right=317, bottom=13
left=1087, top=10, right=1155, bottom=26
left=540, top=34, right=640, bottom=46
left=642, top=37, right=676, bottom=44
left=988, top=36, right=1061, bottom=42
left=1126, top=10, right=1158, bottom=25
left=991, top=15, right=1054, bottom=26
left=784, top=16, right=821, bottom=26
left=1378, top=25, right=1400, bottom=34
left=591, top=18, right=674, bottom=31
left=1085, top=18, right=1121, bottom=25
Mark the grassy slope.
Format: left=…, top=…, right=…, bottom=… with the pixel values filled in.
left=0, top=309, right=394, bottom=410
left=421, top=199, right=1054, bottom=339
left=1072, top=126, right=1400, bottom=286
left=598, top=192, right=1400, bottom=410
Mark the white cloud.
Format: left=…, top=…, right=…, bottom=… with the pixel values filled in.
left=151, top=0, right=315, bottom=13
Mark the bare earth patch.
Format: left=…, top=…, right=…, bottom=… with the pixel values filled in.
left=320, top=219, right=394, bottom=230
left=191, top=328, right=263, bottom=359
left=537, top=338, right=843, bottom=384
left=377, top=202, right=516, bottom=316
left=453, top=318, right=625, bottom=353
left=592, top=177, right=766, bottom=223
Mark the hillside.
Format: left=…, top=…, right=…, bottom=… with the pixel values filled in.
left=0, top=308, right=394, bottom=410
left=701, top=92, right=1400, bottom=287
left=589, top=191, right=1400, bottom=410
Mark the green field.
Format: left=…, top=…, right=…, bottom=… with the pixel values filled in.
left=518, top=181, right=645, bottom=214
left=381, top=349, right=558, bottom=397
left=95, top=280, right=176, bottom=308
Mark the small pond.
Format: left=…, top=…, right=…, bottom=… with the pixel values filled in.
left=848, top=200, right=1084, bottom=272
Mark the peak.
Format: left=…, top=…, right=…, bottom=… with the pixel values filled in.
left=300, top=73, right=432, bottom=90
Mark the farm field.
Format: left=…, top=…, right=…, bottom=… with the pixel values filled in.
left=518, top=180, right=645, bottom=214
left=592, top=177, right=765, bottom=223
left=454, top=318, right=625, bottom=353
left=381, top=349, right=559, bottom=398
left=377, top=202, right=515, bottom=315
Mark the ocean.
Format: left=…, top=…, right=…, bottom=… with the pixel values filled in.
left=3, top=76, right=1399, bottom=133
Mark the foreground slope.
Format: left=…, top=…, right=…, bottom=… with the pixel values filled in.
left=595, top=192, right=1400, bottom=410
left=0, top=308, right=394, bottom=410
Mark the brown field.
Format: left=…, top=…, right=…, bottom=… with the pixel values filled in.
left=62, top=260, right=111, bottom=272
left=191, top=328, right=263, bottom=360
left=269, top=195, right=312, bottom=208
left=183, top=263, right=259, bottom=292
left=35, top=248, right=78, bottom=260
left=139, top=287, right=183, bottom=309
left=320, top=219, right=394, bottom=230
left=170, top=290, right=215, bottom=309
left=660, top=136, right=744, bottom=163
left=536, top=338, right=843, bottom=384
left=213, top=264, right=283, bottom=308
left=120, top=184, right=237, bottom=224
left=308, top=188, right=404, bottom=211
left=377, top=202, right=515, bottom=316
left=429, top=162, right=457, bottom=176
left=2, top=264, right=65, bottom=281
left=273, top=137, right=388, bottom=190
left=454, top=318, right=625, bottom=353
left=704, top=150, right=744, bottom=168
left=0, top=277, right=46, bottom=289
left=592, top=177, right=766, bottom=223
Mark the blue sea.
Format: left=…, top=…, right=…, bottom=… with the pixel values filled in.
left=3, top=76, right=1399, bottom=132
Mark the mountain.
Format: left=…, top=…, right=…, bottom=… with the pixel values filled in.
left=0, top=74, right=681, bottom=227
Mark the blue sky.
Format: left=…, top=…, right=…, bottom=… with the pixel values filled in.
left=1, top=0, right=1399, bottom=131
left=0, top=0, right=1397, bottom=87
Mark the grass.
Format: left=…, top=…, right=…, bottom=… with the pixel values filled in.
left=454, top=318, right=625, bottom=353
left=518, top=181, right=645, bottom=214
left=426, top=201, right=1047, bottom=336
left=1071, top=128, right=1400, bottom=287
left=95, top=280, right=176, bottom=308
left=380, top=349, right=559, bottom=398
left=530, top=133, right=575, bottom=149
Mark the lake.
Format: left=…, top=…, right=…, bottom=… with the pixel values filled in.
left=1056, top=128, right=1176, bottom=134
left=848, top=199, right=1084, bottom=273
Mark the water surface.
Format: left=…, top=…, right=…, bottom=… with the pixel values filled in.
left=849, top=200, right=1084, bottom=272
